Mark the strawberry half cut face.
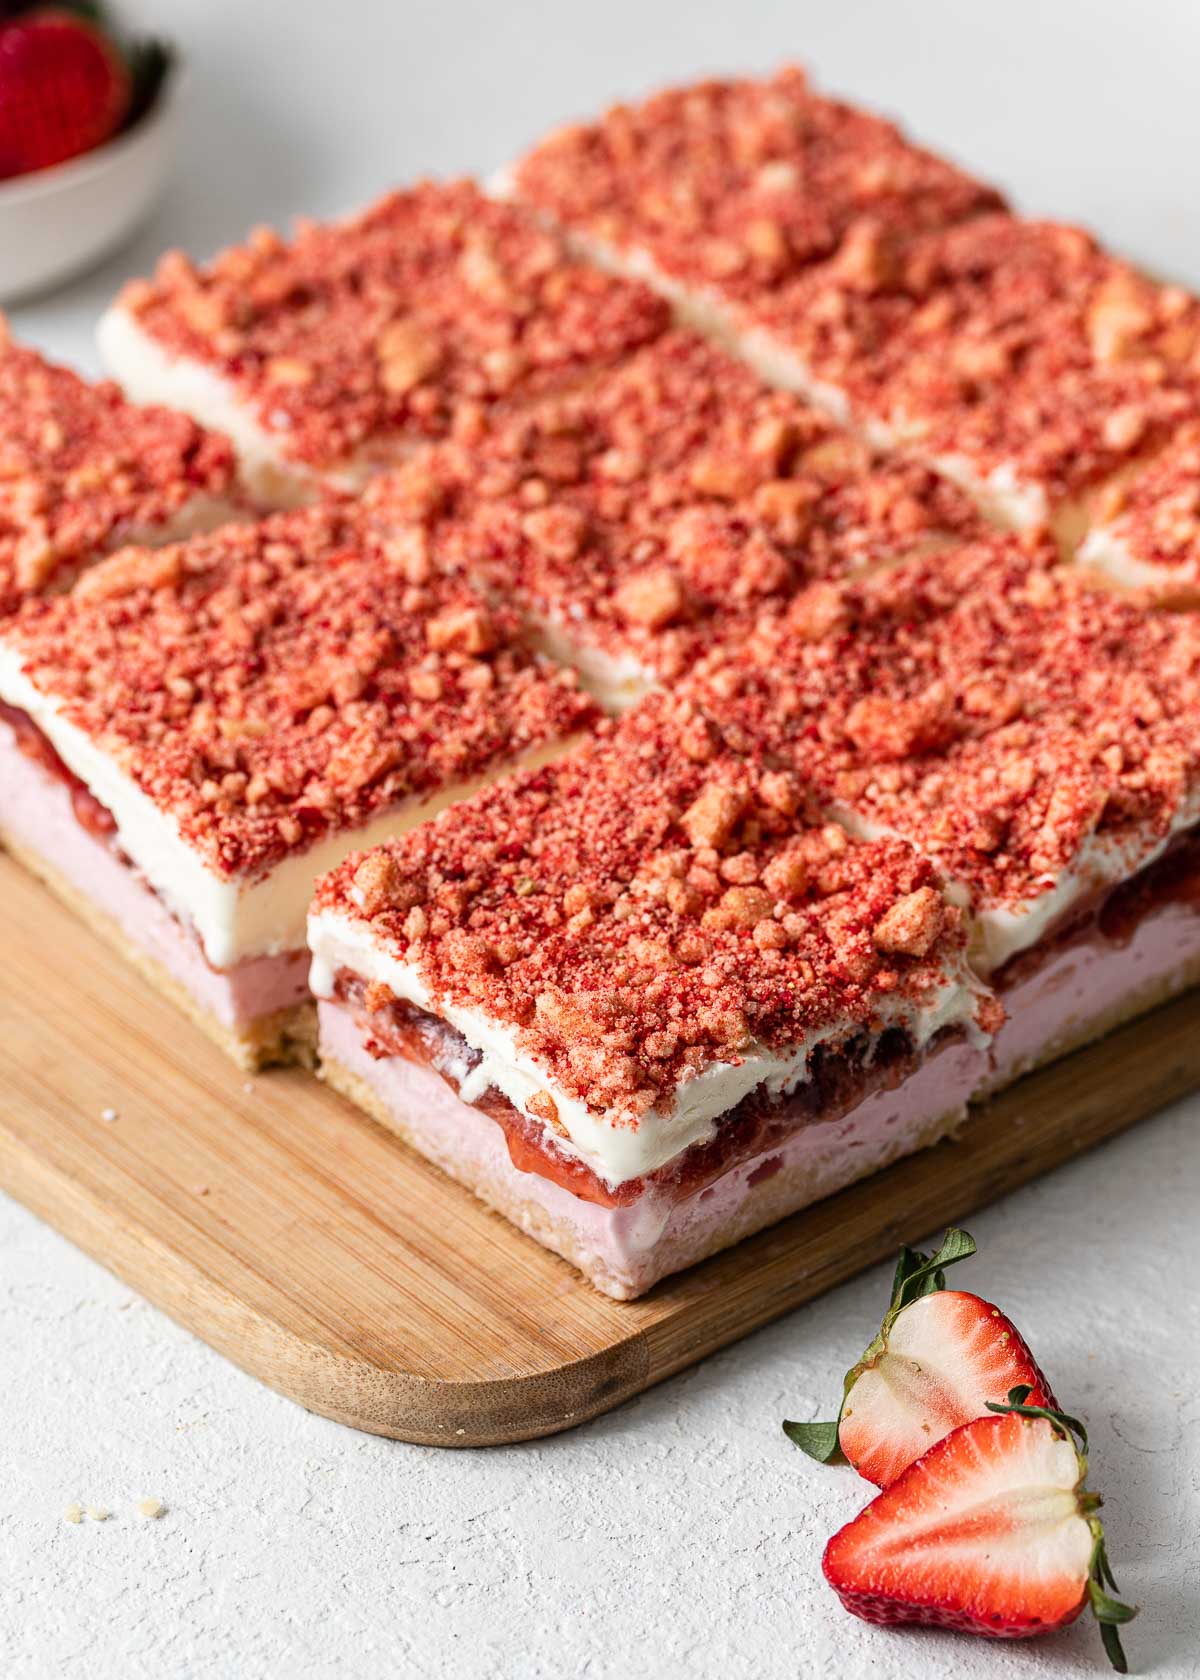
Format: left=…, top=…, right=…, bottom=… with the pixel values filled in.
left=838, top=1287, right=1057, bottom=1486
left=785, top=1227, right=1055, bottom=1486
left=822, top=1392, right=1137, bottom=1670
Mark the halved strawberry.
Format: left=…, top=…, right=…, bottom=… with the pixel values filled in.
left=786, top=1229, right=1055, bottom=1485
left=822, top=1388, right=1137, bottom=1671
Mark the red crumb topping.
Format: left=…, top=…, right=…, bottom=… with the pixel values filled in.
left=513, top=66, right=1003, bottom=306
left=1088, top=424, right=1200, bottom=595
left=684, top=538, right=1200, bottom=914
left=116, top=181, right=670, bottom=474
left=757, top=217, right=1200, bottom=509
left=0, top=327, right=236, bottom=617
left=361, top=331, right=984, bottom=682
left=517, top=67, right=1200, bottom=518
left=312, top=692, right=983, bottom=1122
left=4, top=504, right=598, bottom=879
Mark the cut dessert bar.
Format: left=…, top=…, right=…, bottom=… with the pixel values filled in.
left=97, top=181, right=670, bottom=506
left=0, top=505, right=597, bottom=1068
left=507, top=66, right=1003, bottom=316
left=0, top=323, right=240, bottom=617
left=749, top=216, right=1200, bottom=545
left=510, top=70, right=1200, bottom=545
left=309, top=693, right=998, bottom=1299
left=681, top=538, right=1200, bottom=1086
left=362, top=329, right=984, bottom=705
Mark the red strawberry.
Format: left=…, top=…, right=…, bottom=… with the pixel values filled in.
left=0, top=10, right=130, bottom=181
left=822, top=1390, right=1137, bottom=1671
left=786, top=1228, right=1055, bottom=1485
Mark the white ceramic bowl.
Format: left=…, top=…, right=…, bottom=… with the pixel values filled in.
left=0, top=69, right=183, bottom=305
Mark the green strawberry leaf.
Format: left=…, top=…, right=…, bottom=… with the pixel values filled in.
left=1089, top=1531, right=1137, bottom=1674
left=1098, top=1622, right=1129, bottom=1675
left=888, top=1243, right=930, bottom=1308
left=885, top=1227, right=977, bottom=1323
left=123, top=36, right=175, bottom=132
left=986, top=1385, right=1089, bottom=1455
left=782, top=1418, right=845, bottom=1464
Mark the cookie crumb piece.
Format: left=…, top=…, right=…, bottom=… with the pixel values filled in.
left=63, top=1503, right=83, bottom=1524
left=86, top=1506, right=109, bottom=1522
left=136, top=1497, right=166, bottom=1519
left=872, top=886, right=946, bottom=957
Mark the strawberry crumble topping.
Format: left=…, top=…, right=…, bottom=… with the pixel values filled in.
left=311, top=692, right=986, bottom=1123
left=113, top=181, right=670, bottom=476
left=682, top=538, right=1200, bottom=927
left=3, top=503, right=598, bottom=880
left=512, top=66, right=1003, bottom=306
left=0, top=325, right=236, bottom=617
left=516, top=73, right=1200, bottom=532
left=759, top=217, right=1200, bottom=519
left=361, top=331, right=984, bottom=684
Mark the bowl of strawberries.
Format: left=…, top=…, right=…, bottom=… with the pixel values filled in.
left=0, top=3, right=176, bottom=302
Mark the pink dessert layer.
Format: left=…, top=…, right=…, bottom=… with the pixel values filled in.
left=987, top=890, right=1200, bottom=1090
left=0, top=721, right=309, bottom=1030
left=317, top=997, right=990, bottom=1299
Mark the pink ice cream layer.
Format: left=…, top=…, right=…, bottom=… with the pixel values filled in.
left=317, top=998, right=990, bottom=1299
left=987, top=894, right=1200, bottom=1090
left=0, top=723, right=309, bottom=1029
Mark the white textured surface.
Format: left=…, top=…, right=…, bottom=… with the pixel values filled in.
left=5, top=2, right=1200, bottom=1675
left=3, top=1105, right=1199, bottom=1678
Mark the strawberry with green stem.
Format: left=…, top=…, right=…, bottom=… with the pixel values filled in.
left=821, top=1386, right=1138, bottom=1671
left=786, top=1228, right=1056, bottom=1485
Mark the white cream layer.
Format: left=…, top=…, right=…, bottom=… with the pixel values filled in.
left=0, top=641, right=577, bottom=968
left=307, top=905, right=986, bottom=1187
left=524, top=614, right=653, bottom=713
left=123, top=491, right=247, bottom=550
left=492, top=170, right=1052, bottom=537
left=1077, top=525, right=1177, bottom=591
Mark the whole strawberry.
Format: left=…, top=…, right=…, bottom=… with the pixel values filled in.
left=822, top=1388, right=1137, bottom=1671
left=0, top=8, right=130, bottom=180
left=785, top=1228, right=1056, bottom=1485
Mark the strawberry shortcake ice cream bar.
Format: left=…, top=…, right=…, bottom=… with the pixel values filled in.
left=0, top=503, right=596, bottom=1067
left=509, top=69, right=1200, bottom=548
left=1079, top=424, right=1200, bottom=600
left=97, top=181, right=670, bottom=506
left=681, top=538, right=1200, bottom=1088
left=0, top=323, right=239, bottom=618
left=377, top=328, right=984, bottom=707
left=308, top=694, right=998, bottom=1298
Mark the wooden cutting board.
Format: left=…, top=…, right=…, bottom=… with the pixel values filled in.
left=2, top=850, right=1197, bottom=1447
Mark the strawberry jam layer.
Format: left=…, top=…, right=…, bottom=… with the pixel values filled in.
left=330, top=967, right=932, bottom=1206
left=0, top=700, right=116, bottom=841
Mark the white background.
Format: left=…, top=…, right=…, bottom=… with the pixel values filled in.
left=5, top=2, right=1200, bottom=1676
